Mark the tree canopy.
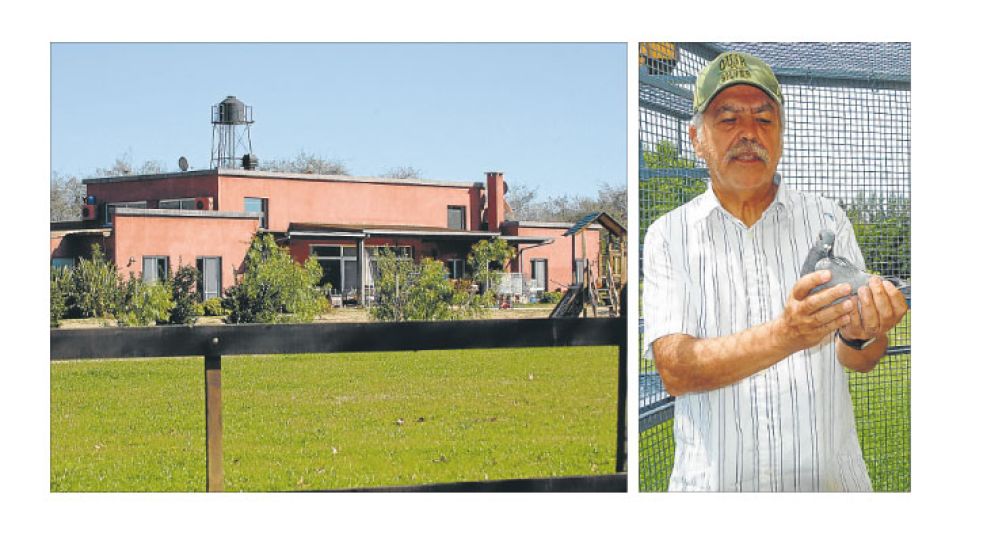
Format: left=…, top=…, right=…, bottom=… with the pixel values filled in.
left=505, top=181, right=627, bottom=227
left=259, top=150, right=350, bottom=176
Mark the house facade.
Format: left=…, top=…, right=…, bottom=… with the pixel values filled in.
left=50, top=169, right=601, bottom=303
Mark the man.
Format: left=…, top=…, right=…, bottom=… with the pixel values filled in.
left=642, top=51, right=908, bottom=491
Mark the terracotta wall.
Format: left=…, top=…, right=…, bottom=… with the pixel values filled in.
left=110, top=213, right=259, bottom=291
left=86, top=174, right=220, bottom=207
left=219, top=176, right=478, bottom=232
left=506, top=225, right=601, bottom=292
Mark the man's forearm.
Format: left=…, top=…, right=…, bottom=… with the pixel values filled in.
left=836, top=332, right=888, bottom=373
left=652, top=319, right=797, bottom=397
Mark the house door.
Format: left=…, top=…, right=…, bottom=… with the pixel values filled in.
left=531, top=259, right=547, bottom=292
left=574, top=258, right=585, bottom=285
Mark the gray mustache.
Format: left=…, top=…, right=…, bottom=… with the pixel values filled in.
left=727, top=141, right=768, bottom=161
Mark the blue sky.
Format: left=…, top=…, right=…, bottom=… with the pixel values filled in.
left=51, top=43, right=626, bottom=198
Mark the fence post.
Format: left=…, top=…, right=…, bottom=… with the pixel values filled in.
left=615, top=285, right=628, bottom=473
left=205, top=352, right=223, bottom=492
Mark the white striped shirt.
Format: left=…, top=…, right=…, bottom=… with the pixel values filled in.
left=642, top=179, right=872, bottom=492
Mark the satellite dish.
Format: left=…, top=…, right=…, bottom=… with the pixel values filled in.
left=178, top=156, right=189, bottom=172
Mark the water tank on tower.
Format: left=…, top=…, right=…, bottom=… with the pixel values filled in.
left=210, top=96, right=257, bottom=169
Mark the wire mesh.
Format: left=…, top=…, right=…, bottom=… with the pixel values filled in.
left=639, top=42, right=911, bottom=492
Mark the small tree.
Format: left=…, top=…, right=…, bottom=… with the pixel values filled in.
left=368, top=248, right=416, bottom=321
left=370, top=250, right=485, bottom=322
left=169, top=264, right=202, bottom=325
left=467, top=238, right=515, bottom=293
left=71, top=244, right=120, bottom=318
left=50, top=267, right=73, bottom=327
left=223, top=234, right=329, bottom=323
left=116, top=274, right=174, bottom=327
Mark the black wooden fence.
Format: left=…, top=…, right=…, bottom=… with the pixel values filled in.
left=51, top=317, right=627, bottom=492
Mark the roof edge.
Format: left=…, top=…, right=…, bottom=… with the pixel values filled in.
left=84, top=168, right=482, bottom=189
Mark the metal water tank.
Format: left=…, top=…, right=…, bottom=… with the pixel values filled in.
left=217, top=96, right=247, bottom=124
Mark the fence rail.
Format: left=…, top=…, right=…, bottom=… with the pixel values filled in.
left=51, top=316, right=627, bottom=493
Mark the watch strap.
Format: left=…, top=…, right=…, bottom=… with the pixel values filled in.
left=837, top=330, right=876, bottom=350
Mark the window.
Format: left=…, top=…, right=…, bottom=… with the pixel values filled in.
left=368, top=246, right=414, bottom=283
left=103, top=201, right=147, bottom=225
left=311, top=245, right=360, bottom=295
left=447, top=206, right=466, bottom=230
left=244, top=197, right=269, bottom=229
left=446, top=259, right=464, bottom=279
left=197, top=257, right=222, bottom=300
left=574, top=258, right=586, bottom=285
left=531, top=259, right=547, bottom=292
left=142, top=256, right=169, bottom=283
left=51, top=258, right=75, bottom=270
left=158, top=198, right=196, bottom=210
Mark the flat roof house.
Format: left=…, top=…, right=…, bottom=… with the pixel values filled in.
left=50, top=168, right=602, bottom=304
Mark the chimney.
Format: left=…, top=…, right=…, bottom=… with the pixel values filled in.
left=486, top=171, right=505, bottom=232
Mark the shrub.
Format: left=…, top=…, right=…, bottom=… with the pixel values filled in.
left=200, top=297, right=227, bottom=316
left=116, top=274, right=175, bottom=327
left=540, top=290, right=564, bottom=304
left=223, top=233, right=329, bottom=323
left=467, top=238, right=515, bottom=293
left=71, top=244, right=120, bottom=318
left=50, top=267, right=73, bottom=327
left=370, top=251, right=485, bottom=322
left=169, top=264, right=201, bottom=325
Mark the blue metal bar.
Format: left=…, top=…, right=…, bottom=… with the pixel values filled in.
left=639, top=167, right=709, bottom=180
left=639, top=97, right=692, bottom=122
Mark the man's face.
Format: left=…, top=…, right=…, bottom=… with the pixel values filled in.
left=690, top=85, right=783, bottom=197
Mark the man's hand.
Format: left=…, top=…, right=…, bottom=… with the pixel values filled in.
left=840, top=276, right=909, bottom=341
left=773, top=270, right=856, bottom=352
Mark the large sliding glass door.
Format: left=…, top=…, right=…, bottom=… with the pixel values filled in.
left=311, top=245, right=359, bottom=295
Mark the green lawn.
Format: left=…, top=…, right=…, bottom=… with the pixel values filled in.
left=51, top=347, right=618, bottom=492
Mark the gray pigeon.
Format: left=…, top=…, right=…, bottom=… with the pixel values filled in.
left=800, top=229, right=836, bottom=277
left=800, top=229, right=910, bottom=307
left=802, top=229, right=876, bottom=304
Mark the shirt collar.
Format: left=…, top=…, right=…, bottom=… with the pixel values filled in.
left=688, top=173, right=790, bottom=227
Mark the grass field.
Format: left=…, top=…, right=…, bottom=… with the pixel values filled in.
left=51, top=346, right=618, bottom=492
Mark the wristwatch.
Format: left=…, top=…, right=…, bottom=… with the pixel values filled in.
left=837, top=330, right=876, bottom=350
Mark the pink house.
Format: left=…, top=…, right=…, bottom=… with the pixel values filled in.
left=51, top=168, right=602, bottom=303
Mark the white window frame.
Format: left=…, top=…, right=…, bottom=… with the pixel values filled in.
left=142, top=255, right=169, bottom=283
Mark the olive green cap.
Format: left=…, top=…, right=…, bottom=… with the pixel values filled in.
left=693, top=51, right=783, bottom=113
